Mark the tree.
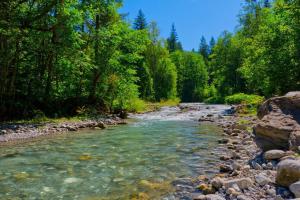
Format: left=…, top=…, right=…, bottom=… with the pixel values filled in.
left=198, top=36, right=209, bottom=60
left=209, top=37, right=216, bottom=54
left=133, top=9, right=147, bottom=30
left=167, top=23, right=182, bottom=52
left=171, top=51, right=208, bottom=102
left=210, top=32, right=245, bottom=97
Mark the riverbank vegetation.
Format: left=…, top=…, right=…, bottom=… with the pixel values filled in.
left=0, top=0, right=299, bottom=121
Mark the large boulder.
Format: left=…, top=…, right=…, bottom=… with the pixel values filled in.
left=276, top=159, right=300, bottom=187
left=254, top=92, right=300, bottom=151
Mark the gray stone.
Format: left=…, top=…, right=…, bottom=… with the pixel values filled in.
left=253, top=162, right=263, bottom=170
left=264, top=150, right=286, bottom=160
left=223, top=178, right=253, bottom=190
left=211, top=177, right=223, bottom=189
left=290, top=181, right=300, bottom=198
left=193, top=194, right=225, bottom=200
left=237, top=195, right=252, bottom=200
left=266, top=188, right=276, bottom=196
left=255, top=173, right=272, bottom=186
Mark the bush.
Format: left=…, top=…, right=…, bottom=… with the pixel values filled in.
left=225, top=93, right=265, bottom=115
left=225, top=93, right=264, bottom=105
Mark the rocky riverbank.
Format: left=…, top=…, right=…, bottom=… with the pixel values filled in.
left=0, top=116, right=127, bottom=143
left=169, top=92, right=300, bottom=200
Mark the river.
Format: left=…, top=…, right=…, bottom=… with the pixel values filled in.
left=0, top=104, right=230, bottom=200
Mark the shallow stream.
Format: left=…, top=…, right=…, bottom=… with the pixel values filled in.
left=0, top=104, right=230, bottom=200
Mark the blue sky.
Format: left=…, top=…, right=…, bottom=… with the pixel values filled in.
left=119, top=0, right=244, bottom=50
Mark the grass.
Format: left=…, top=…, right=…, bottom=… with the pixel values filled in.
left=225, top=93, right=265, bottom=116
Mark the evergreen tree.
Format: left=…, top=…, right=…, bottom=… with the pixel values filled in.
left=198, top=36, right=209, bottom=59
left=133, top=9, right=147, bottom=30
left=209, top=37, right=216, bottom=54
left=167, top=23, right=179, bottom=53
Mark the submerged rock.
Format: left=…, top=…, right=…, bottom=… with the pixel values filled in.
left=63, top=177, right=82, bottom=184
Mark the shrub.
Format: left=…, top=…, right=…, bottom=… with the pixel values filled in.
left=225, top=93, right=264, bottom=106
left=225, top=93, right=265, bottom=115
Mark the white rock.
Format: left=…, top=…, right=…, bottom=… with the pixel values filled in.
left=290, top=181, right=300, bottom=198
left=264, top=150, right=286, bottom=160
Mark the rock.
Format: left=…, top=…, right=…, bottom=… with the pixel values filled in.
left=63, top=177, right=82, bottom=184
left=254, top=92, right=300, bottom=151
left=276, top=159, right=300, bottom=187
left=231, top=152, right=241, bottom=159
left=211, top=177, right=223, bottom=189
left=290, top=181, right=300, bottom=198
left=223, top=178, right=253, bottom=190
left=194, top=195, right=225, bottom=200
left=198, top=184, right=215, bottom=195
left=264, top=150, right=286, bottom=160
left=66, top=126, right=77, bottom=131
left=255, top=173, right=272, bottom=186
left=280, top=155, right=296, bottom=161
left=205, top=194, right=226, bottom=200
left=266, top=162, right=274, bottom=170
left=227, top=187, right=237, bottom=195
left=232, top=162, right=242, bottom=171
left=267, top=188, right=276, bottom=196
left=218, top=138, right=230, bottom=144
left=237, top=195, right=252, bottom=200
left=242, top=165, right=251, bottom=171
left=0, top=130, right=7, bottom=135
left=96, top=121, right=106, bottom=129
left=253, top=162, right=263, bottom=170
left=220, top=164, right=233, bottom=173
left=220, top=155, right=231, bottom=161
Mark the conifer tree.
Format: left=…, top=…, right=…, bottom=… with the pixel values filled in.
left=167, top=23, right=179, bottom=53
left=209, top=37, right=216, bottom=54
left=198, top=36, right=209, bottom=59
left=133, top=9, right=147, bottom=30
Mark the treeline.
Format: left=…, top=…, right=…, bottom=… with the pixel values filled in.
left=205, top=0, right=300, bottom=102
left=0, top=0, right=299, bottom=120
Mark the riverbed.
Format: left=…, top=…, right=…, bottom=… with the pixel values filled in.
left=0, top=104, right=230, bottom=200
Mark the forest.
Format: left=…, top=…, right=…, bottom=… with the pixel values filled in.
left=0, top=0, right=299, bottom=121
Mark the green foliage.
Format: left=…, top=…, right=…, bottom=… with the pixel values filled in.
left=171, top=51, right=209, bottom=102
left=167, top=24, right=182, bottom=53
left=153, top=56, right=178, bottom=100
left=133, top=9, right=148, bottom=30
left=225, top=93, right=264, bottom=106
left=225, top=93, right=265, bottom=116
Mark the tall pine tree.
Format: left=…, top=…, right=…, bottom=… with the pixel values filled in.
left=209, top=37, right=216, bottom=54
left=198, top=36, right=209, bottom=60
left=133, top=9, right=147, bottom=30
left=167, top=23, right=182, bottom=52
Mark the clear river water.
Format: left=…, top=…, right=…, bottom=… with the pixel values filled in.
left=0, top=104, right=230, bottom=200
